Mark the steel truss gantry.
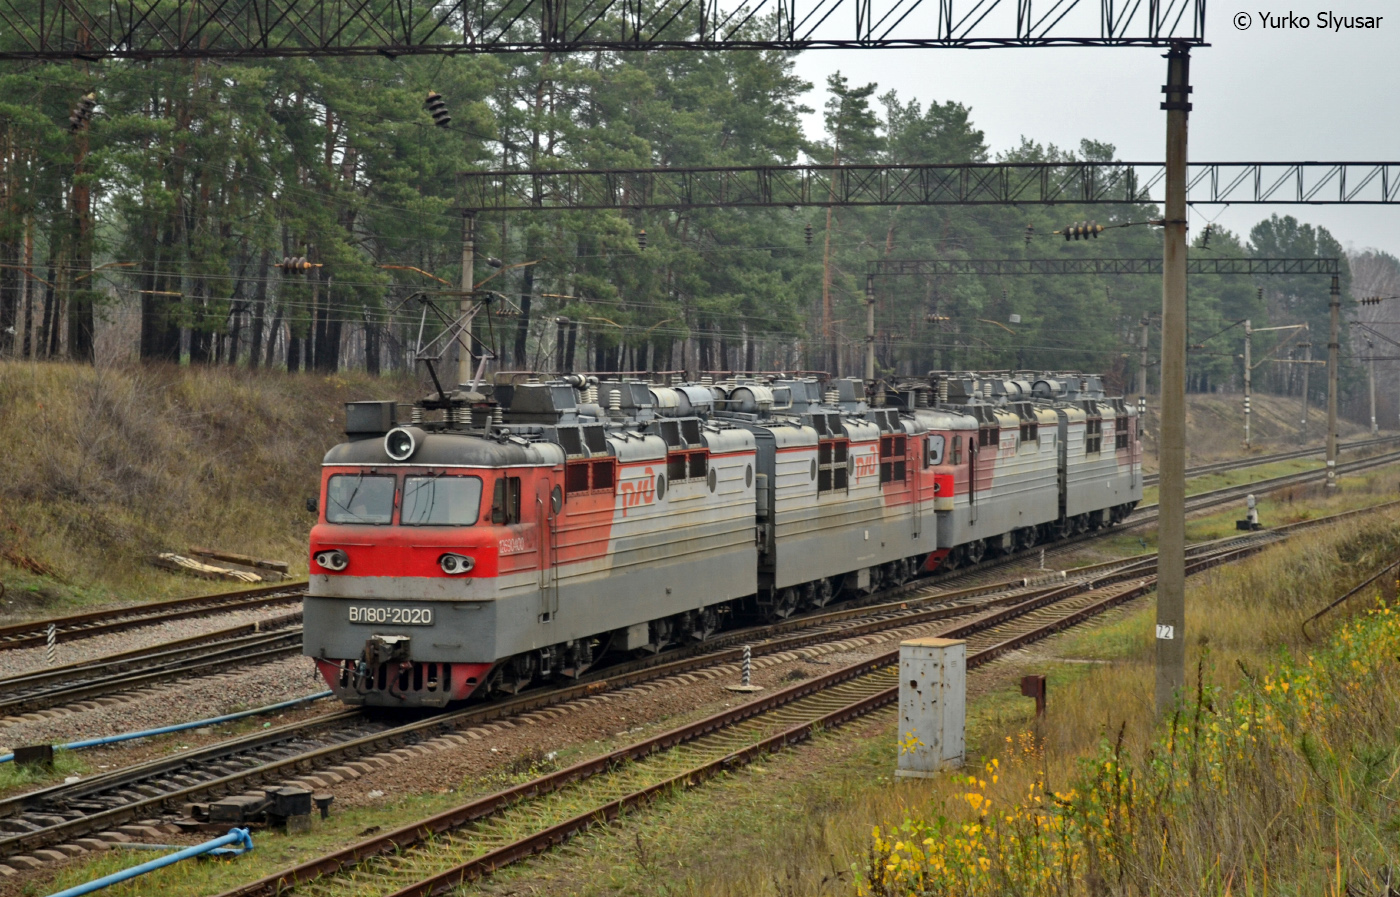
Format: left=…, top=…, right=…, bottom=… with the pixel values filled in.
left=459, top=162, right=1400, bottom=211
left=0, top=0, right=1206, bottom=60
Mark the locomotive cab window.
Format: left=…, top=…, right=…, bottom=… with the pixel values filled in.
left=925, top=435, right=945, bottom=467
left=490, top=476, right=522, bottom=525
left=402, top=476, right=483, bottom=526
left=326, top=474, right=396, bottom=525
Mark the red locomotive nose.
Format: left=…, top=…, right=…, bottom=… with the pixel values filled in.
left=310, top=523, right=498, bottom=578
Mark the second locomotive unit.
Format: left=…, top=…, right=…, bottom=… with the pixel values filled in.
left=304, top=371, right=1141, bottom=707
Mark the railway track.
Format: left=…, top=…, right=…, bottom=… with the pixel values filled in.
left=0, top=582, right=306, bottom=651
left=0, top=619, right=305, bottom=717
left=3, top=495, right=1383, bottom=869
left=1140, top=434, right=1400, bottom=488
left=1128, top=447, right=1400, bottom=528
left=215, top=528, right=1310, bottom=897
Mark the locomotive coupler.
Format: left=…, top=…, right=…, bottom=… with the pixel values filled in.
left=362, top=634, right=411, bottom=666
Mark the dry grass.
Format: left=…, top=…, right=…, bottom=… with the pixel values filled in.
left=503, top=507, right=1400, bottom=897
left=0, top=360, right=409, bottom=612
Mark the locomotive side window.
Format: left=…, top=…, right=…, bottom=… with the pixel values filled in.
left=878, top=435, right=907, bottom=483
left=1114, top=416, right=1130, bottom=450
left=326, top=474, right=396, bottom=525
left=490, top=476, right=522, bottom=525
left=402, top=476, right=483, bottom=526
left=1086, top=419, right=1103, bottom=454
left=667, top=453, right=687, bottom=482
left=565, top=462, right=591, bottom=495
left=688, top=451, right=708, bottom=480
left=926, top=435, right=945, bottom=467
left=592, top=460, right=616, bottom=491
left=951, top=436, right=962, bottom=465
left=817, top=438, right=849, bottom=494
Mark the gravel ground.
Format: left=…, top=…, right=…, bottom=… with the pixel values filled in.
left=0, top=602, right=303, bottom=680
left=0, top=653, right=325, bottom=755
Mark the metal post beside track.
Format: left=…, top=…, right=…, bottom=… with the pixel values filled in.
left=45, top=624, right=56, bottom=666
left=1155, top=44, right=1191, bottom=715
left=1327, top=275, right=1341, bottom=489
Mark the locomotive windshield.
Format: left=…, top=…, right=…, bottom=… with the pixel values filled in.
left=326, top=474, right=396, bottom=524
left=402, top=476, right=484, bottom=526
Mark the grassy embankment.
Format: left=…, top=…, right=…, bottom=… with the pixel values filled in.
left=0, top=361, right=409, bottom=618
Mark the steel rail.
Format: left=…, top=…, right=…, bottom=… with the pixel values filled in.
left=1140, top=435, right=1400, bottom=488
left=4, top=472, right=1387, bottom=863
left=219, top=536, right=1274, bottom=897
left=0, top=583, right=307, bottom=650
left=1128, top=448, right=1400, bottom=527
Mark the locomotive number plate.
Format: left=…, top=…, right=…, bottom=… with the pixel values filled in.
left=348, top=606, right=434, bottom=626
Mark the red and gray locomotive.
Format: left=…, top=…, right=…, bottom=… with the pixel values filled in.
left=304, top=371, right=1141, bottom=707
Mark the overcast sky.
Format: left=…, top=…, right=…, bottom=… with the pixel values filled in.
left=790, top=0, right=1397, bottom=256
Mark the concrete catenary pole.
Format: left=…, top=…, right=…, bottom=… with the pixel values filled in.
left=1243, top=320, right=1252, bottom=449
left=1138, top=314, right=1150, bottom=412
left=1368, top=338, right=1378, bottom=435
left=1299, top=333, right=1312, bottom=442
left=1326, top=275, right=1340, bottom=488
left=1156, top=44, right=1191, bottom=715
left=865, top=274, right=876, bottom=383
left=458, top=210, right=477, bottom=387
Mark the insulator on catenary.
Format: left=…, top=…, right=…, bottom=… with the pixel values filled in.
left=424, top=91, right=451, bottom=129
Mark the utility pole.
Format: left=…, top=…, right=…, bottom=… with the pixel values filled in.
left=865, top=274, right=876, bottom=383
left=1156, top=43, right=1190, bottom=716
left=1299, top=334, right=1312, bottom=443
left=1326, top=274, right=1340, bottom=488
left=1368, top=338, right=1378, bottom=434
left=1137, top=315, right=1150, bottom=414
left=459, top=210, right=476, bottom=387
left=1242, top=320, right=1252, bottom=449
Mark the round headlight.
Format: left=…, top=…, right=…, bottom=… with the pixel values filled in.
left=315, top=549, right=349, bottom=572
left=385, top=427, right=417, bottom=461
left=440, top=553, right=475, bottom=575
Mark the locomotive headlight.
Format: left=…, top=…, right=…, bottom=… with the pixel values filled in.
left=315, top=549, right=349, bottom=572
left=439, top=553, right=475, bottom=575
left=384, top=426, right=420, bottom=462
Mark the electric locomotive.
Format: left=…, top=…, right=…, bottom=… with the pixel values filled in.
left=304, top=371, right=1140, bottom=708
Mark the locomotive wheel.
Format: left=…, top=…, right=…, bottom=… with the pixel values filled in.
left=1015, top=527, right=1038, bottom=552
left=490, top=653, right=538, bottom=696
left=941, top=546, right=964, bottom=571
left=803, top=578, right=836, bottom=610
left=963, top=539, right=986, bottom=566
left=769, top=587, right=801, bottom=620
left=886, top=558, right=912, bottom=587
left=1052, top=518, right=1073, bottom=540
left=1074, top=514, right=1090, bottom=535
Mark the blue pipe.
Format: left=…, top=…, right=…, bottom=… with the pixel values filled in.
left=0, top=691, right=332, bottom=763
left=45, top=828, right=253, bottom=897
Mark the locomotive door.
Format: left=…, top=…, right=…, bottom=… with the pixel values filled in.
left=536, top=481, right=560, bottom=622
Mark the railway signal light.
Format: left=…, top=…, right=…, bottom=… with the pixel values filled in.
left=69, top=92, right=96, bottom=131
left=424, top=91, right=451, bottom=129
left=1057, top=221, right=1104, bottom=241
